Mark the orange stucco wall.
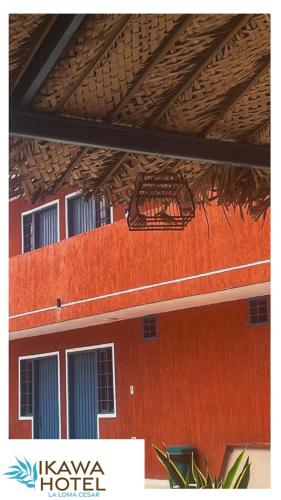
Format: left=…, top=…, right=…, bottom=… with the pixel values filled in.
left=9, top=299, right=270, bottom=479
left=9, top=201, right=270, bottom=332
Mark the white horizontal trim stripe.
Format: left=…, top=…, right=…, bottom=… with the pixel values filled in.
left=9, top=259, right=270, bottom=320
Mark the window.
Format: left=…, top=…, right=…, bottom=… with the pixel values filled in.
left=22, top=203, right=58, bottom=253
left=97, top=348, right=114, bottom=414
left=142, top=315, right=157, bottom=340
left=67, top=194, right=111, bottom=237
left=20, top=359, right=33, bottom=417
left=249, top=296, right=270, bottom=325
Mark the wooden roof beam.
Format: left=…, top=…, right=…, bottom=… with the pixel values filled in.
left=148, top=14, right=252, bottom=125
left=108, top=14, right=196, bottom=120
left=10, top=15, right=59, bottom=96
left=10, top=109, right=270, bottom=170
left=11, top=15, right=87, bottom=108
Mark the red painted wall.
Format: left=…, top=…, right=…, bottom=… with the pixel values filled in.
left=9, top=299, right=270, bottom=479
left=9, top=204, right=270, bottom=332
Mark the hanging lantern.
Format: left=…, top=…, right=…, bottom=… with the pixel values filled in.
left=127, top=172, right=195, bottom=231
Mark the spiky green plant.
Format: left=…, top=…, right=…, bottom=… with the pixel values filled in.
left=152, top=443, right=251, bottom=489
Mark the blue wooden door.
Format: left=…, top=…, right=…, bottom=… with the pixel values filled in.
left=33, top=356, right=60, bottom=439
left=68, top=351, right=98, bottom=439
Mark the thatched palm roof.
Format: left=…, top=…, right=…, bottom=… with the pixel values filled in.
left=9, top=14, right=270, bottom=219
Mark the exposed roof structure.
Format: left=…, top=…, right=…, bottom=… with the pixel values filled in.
left=9, top=14, right=270, bottom=219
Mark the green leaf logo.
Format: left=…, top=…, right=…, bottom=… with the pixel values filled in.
left=4, top=457, right=38, bottom=489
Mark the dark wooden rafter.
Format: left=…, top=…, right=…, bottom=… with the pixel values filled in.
left=107, top=14, right=196, bottom=121
left=11, top=14, right=87, bottom=108
left=202, top=54, right=270, bottom=137
left=10, top=15, right=59, bottom=95
left=147, top=14, right=252, bottom=125
left=10, top=109, right=270, bottom=170
left=54, top=14, right=133, bottom=112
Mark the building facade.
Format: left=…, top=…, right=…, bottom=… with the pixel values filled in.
left=9, top=188, right=270, bottom=479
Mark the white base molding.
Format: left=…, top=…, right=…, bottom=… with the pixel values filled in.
left=145, top=479, right=169, bottom=489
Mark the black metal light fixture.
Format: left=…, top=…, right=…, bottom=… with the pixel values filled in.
left=127, top=172, right=195, bottom=231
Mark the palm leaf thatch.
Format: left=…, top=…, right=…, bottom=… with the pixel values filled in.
left=9, top=14, right=270, bottom=219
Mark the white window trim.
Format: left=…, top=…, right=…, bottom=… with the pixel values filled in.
left=65, top=343, right=116, bottom=439
left=18, top=351, right=61, bottom=439
left=21, top=199, right=60, bottom=254
left=65, top=191, right=113, bottom=239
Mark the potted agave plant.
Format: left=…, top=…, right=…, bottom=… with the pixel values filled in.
left=153, top=443, right=251, bottom=489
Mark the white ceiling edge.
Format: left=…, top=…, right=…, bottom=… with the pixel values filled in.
left=9, top=281, right=270, bottom=340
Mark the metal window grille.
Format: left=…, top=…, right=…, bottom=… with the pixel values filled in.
left=249, top=296, right=269, bottom=325
left=95, top=196, right=111, bottom=228
left=97, top=348, right=114, bottom=414
left=68, top=194, right=111, bottom=237
left=23, top=204, right=58, bottom=253
left=23, top=213, right=33, bottom=252
left=142, top=316, right=157, bottom=340
left=20, top=359, right=33, bottom=417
